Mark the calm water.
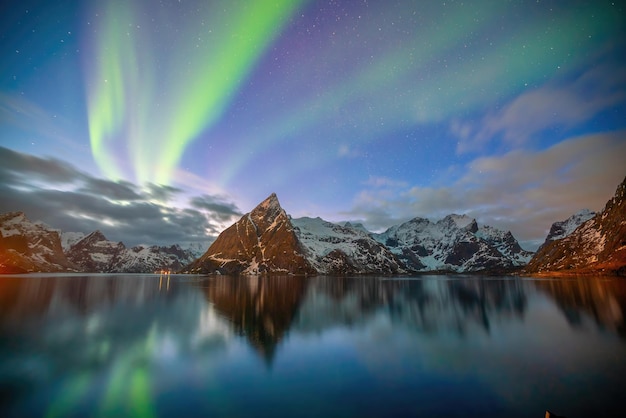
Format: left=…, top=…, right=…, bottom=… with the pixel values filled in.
left=1, top=274, right=625, bottom=417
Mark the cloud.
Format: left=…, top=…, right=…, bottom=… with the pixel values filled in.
left=0, top=147, right=241, bottom=247
left=0, top=145, right=85, bottom=185
left=346, top=132, right=626, bottom=249
left=189, top=195, right=242, bottom=222
left=454, top=60, right=626, bottom=154
left=79, top=178, right=145, bottom=201
left=0, top=93, right=84, bottom=151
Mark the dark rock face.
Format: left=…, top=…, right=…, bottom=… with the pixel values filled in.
left=186, top=194, right=315, bottom=275
left=0, top=212, right=75, bottom=273
left=525, top=176, right=626, bottom=275
left=319, top=249, right=355, bottom=275
left=444, top=241, right=481, bottom=266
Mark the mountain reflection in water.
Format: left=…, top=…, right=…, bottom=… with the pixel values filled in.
left=202, top=276, right=307, bottom=362
left=1, top=274, right=625, bottom=417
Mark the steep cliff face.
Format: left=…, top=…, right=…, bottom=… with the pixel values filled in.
left=185, top=194, right=315, bottom=275
left=525, top=177, right=626, bottom=276
left=0, top=212, right=75, bottom=273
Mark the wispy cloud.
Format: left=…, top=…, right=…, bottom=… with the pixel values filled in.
left=347, top=132, right=626, bottom=249
left=363, top=176, right=408, bottom=189
left=0, top=147, right=242, bottom=247
left=0, top=93, right=85, bottom=151
left=454, top=60, right=626, bottom=154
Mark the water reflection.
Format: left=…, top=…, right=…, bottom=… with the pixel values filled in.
left=0, top=275, right=226, bottom=417
left=294, top=276, right=528, bottom=336
left=534, top=277, right=626, bottom=337
left=200, top=276, right=308, bottom=362
left=0, top=274, right=625, bottom=417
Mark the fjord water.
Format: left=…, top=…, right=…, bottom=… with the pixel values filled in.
left=1, top=274, right=624, bottom=417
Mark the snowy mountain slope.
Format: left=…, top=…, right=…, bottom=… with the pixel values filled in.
left=111, top=244, right=198, bottom=273
left=373, top=214, right=532, bottom=273
left=60, top=231, right=85, bottom=252
left=342, top=221, right=371, bottom=234
left=0, top=212, right=75, bottom=273
left=292, top=217, right=405, bottom=274
left=66, top=230, right=197, bottom=273
left=475, top=225, right=534, bottom=265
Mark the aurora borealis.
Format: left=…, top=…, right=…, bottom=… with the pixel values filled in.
left=1, top=0, right=626, bottom=249
left=85, top=0, right=306, bottom=185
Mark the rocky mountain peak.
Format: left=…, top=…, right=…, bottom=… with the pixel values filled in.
left=185, top=194, right=315, bottom=275
left=373, top=213, right=532, bottom=273
left=65, top=230, right=196, bottom=273
left=525, top=176, right=626, bottom=275
left=249, top=193, right=285, bottom=231
left=444, top=214, right=475, bottom=229
left=0, top=211, right=74, bottom=273
left=465, top=219, right=479, bottom=234
left=258, top=192, right=280, bottom=210
left=539, top=209, right=596, bottom=250
left=78, top=230, right=108, bottom=245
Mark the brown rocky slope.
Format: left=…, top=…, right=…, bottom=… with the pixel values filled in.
left=185, top=193, right=316, bottom=275
left=0, top=212, right=76, bottom=273
left=524, top=176, right=626, bottom=276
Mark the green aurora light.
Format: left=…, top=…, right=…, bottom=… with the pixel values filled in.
left=85, top=0, right=306, bottom=186
left=216, top=1, right=621, bottom=185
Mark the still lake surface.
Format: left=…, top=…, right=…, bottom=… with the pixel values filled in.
left=0, top=274, right=625, bottom=417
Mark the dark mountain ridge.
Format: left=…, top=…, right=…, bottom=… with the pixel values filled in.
left=524, top=176, right=626, bottom=276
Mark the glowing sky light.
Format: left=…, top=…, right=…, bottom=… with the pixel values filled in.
left=85, top=0, right=307, bottom=185
left=214, top=0, right=622, bottom=186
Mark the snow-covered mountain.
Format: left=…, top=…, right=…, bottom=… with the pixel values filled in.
left=475, top=225, right=534, bottom=266
left=293, top=217, right=405, bottom=274
left=0, top=212, right=76, bottom=273
left=525, top=176, right=626, bottom=276
left=0, top=212, right=210, bottom=275
left=185, top=194, right=531, bottom=275
left=372, top=214, right=533, bottom=273
left=66, top=230, right=197, bottom=273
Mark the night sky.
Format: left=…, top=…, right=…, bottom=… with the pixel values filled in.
left=1, top=0, right=625, bottom=250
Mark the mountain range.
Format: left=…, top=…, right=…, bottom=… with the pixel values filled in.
left=2, top=176, right=625, bottom=276
left=185, top=193, right=533, bottom=275
left=0, top=212, right=198, bottom=274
